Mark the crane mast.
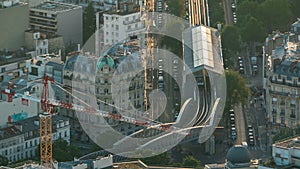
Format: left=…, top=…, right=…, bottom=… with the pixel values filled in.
left=40, top=76, right=54, bottom=169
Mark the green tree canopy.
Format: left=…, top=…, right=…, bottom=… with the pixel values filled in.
left=208, top=0, right=225, bottom=27
left=221, top=25, right=241, bottom=52
left=290, top=0, right=300, bottom=21
left=257, top=0, right=292, bottom=31
left=236, top=0, right=259, bottom=20
left=53, top=139, right=80, bottom=162
left=0, top=155, right=8, bottom=166
left=142, top=152, right=170, bottom=166
left=83, top=2, right=96, bottom=45
left=225, top=70, right=251, bottom=108
left=165, top=0, right=185, bottom=17
left=182, top=156, right=201, bottom=168
left=240, top=15, right=266, bottom=43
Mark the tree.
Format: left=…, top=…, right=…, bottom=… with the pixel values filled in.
left=165, top=0, right=185, bottom=17
left=257, top=0, right=292, bottom=31
left=52, top=139, right=80, bottom=162
left=208, top=0, right=225, bottom=27
left=142, top=152, right=170, bottom=166
left=290, top=0, right=300, bottom=21
left=83, top=2, right=96, bottom=45
left=221, top=25, right=241, bottom=52
left=89, top=143, right=103, bottom=153
left=236, top=0, right=259, bottom=21
left=0, top=156, right=8, bottom=166
left=225, top=70, right=251, bottom=109
left=182, top=156, right=201, bottom=168
left=240, top=15, right=266, bottom=44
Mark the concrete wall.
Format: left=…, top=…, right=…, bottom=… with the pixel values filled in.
left=0, top=4, right=29, bottom=51
left=0, top=97, right=40, bottom=127
left=57, top=6, right=83, bottom=46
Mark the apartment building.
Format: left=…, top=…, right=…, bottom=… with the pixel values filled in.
left=26, top=54, right=62, bottom=81
left=265, top=30, right=300, bottom=127
left=0, top=115, right=70, bottom=163
left=0, top=0, right=29, bottom=51
left=103, top=1, right=144, bottom=46
left=29, top=1, right=82, bottom=46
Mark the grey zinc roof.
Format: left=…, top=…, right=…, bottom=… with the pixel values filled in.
left=275, top=59, right=300, bottom=78
left=226, top=145, right=251, bottom=164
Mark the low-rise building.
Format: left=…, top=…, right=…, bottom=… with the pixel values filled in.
left=26, top=54, right=62, bottom=81
left=272, top=136, right=300, bottom=166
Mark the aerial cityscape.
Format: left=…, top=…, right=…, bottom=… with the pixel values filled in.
left=0, top=0, right=300, bottom=168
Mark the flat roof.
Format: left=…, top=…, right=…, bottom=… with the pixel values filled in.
left=30, top=1, right=81, bottom=12
left=274, top=136, right=300, bottom=149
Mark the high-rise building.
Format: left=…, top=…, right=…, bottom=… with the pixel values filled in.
left=29, top=1, right=83, bottom=46
left=0, top=1, right=29, bottom=51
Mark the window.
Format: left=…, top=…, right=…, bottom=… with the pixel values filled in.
left=116, top=25, right=119, bottom=30
left=272, top=115, right=276, bottom=124
left=281, top=116, right=285, bottom=124
left=106, top=16, right=109, bottom=20
left=291, top=119, right=296, bottom=127
left=1, top=67, right=5, bottom=73
left=291, top=109, right=296, bottom=117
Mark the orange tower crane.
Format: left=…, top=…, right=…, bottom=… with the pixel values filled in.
left=40, top=76, right=54, bottom=169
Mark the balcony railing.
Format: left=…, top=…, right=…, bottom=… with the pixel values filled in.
left=123, top=18, right=141, bottom=25
left=270, top=78, right=300, bottom=87
left=269, top=90, right=289, bottom=96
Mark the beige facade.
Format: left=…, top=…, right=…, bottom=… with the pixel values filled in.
left=0, top=3, right=29, bottom=51
left=267, top=73, right=300, bottom=127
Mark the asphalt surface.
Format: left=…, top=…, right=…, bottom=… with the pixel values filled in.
left=234, top=103, right=246, bottom=145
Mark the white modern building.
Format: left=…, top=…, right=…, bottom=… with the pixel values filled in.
left=272, top=136, right=300, bottom=166
left=26, top=54, right=62, bottom=81
left=103, top=5, right=145, bottom=46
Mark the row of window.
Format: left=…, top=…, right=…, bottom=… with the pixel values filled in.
left=272, top=115, right=296, bottom=127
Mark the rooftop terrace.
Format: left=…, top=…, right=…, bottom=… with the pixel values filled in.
left=31, top=1, right=81, bottom=12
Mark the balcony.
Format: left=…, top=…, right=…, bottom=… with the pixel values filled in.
left=269, top=90, right=289, bottom=97
left=29, top=13, right=56, bottom=21
left=123, top=18, right=141, bottom=25
left=270, top=78, right=300, bottom=87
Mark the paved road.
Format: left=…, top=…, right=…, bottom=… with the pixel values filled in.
left=234, top=103, right=246, bottom=145
left=222, top=0, right=233, bottom=25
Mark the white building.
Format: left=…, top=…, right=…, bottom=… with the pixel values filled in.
left=0, top=60, right=27, bottom=82
left=26, top=54, right=62, bottom=81
left=103, top=10, right=145, bottom=46
left=272, top=136, right=300, bottom=166
left=0, top=115, right=70, bottom=163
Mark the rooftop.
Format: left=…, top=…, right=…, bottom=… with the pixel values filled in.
left=30, top=1, right=81, bottom=12
left=274, top=136, right=300, bottom=149
left=274, top=59, right=300, bottom=78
